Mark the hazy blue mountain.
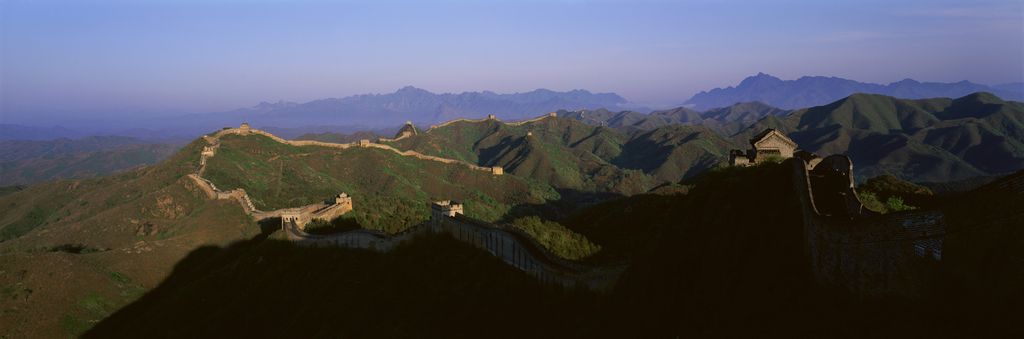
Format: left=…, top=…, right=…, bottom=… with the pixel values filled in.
left=230, top=86, right=639, bottom=128
left=684, top=73, right=1024, bottom=110
left=0, top=124, right=87, bottom=141
left=993, top=82, right=1024, bottom=93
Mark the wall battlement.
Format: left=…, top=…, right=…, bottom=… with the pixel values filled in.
left=279, top=200, right=625, bottom=291
left=792, top=155, right=1024, bottom=298
left=214, top=124, right=502, bottom=175
left=424, top=112, right=558, bottom=131
left=188, top=123, right=622, bottom=289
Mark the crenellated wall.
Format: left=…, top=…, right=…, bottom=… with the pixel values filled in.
left=214, top=125, right=503, bottom=174
left=283, top=220, right=429, bottom=252
left=424, top=112, right=558, bottom=130
left=793, top=156, right=1024, bottom=298
left=280, top=200, right=627, bottom=291
left=188, top=123, right=623, bottom=290
left=428, top=202, right=625, bottom=290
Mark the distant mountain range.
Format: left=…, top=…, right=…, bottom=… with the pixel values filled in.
left=176, top=87, right=645, bottom=131
left=683, top=73, right=1024, bottom=110
left=8, top=76, right=1022, bottom=141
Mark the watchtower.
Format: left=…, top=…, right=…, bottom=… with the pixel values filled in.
left=201, top=146, right=215, bottom=157
left=334, top=192, right=351, bottom=205
left=430, top=201, right=464, bottom=230
left=729, top=128, right=799, bottom=166
left=240, top=123, right=251, bottom=133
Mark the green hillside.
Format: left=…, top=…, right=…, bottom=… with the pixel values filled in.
left=61, top=158, right=1023, bottom=338
left=292, top=130, right=380, bottom=143
left=0, top=138, right=265, bottom=336
left=0, top=143, right=180, bottom=186
left=733, top=92, right=1024, bottom=182
left=203, top=133, right=559, bottom=232
left=380, top=116, right=740, bottom=190
left=558, top=102, right=796, bottom=137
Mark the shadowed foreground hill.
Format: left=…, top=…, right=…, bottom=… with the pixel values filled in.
left=83, top=233, right=601, bottom=338
left=77, top=160, right=1023, bottom=338
left=591, top=161, right=1021, bottom=337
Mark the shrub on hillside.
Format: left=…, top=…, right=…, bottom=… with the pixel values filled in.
left=511, top=215, right=601, bottom=261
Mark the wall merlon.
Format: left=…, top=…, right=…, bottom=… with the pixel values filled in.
left=191, top=122, right=622, bottom=290
left=793, top=155, right=1024, bottom=298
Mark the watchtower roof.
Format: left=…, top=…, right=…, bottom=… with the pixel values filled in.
left=749, top=128, right=797, bottom=149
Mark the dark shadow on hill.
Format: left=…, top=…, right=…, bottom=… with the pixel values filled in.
left=82, top=232, right=605, bottom=338
left=497, top=188, right=626, bottom=224
left=575, top=160, right=1024, bottom=337
left=84, top=160, right=1024, bottom=338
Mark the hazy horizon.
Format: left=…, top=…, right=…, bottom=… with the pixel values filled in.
left=2, top=0, right=1022, bottom=117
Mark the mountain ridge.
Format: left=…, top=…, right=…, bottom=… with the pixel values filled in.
left=732, top=92, right=1024, bottom=182
left=684, top=73, right=1024, bottom=110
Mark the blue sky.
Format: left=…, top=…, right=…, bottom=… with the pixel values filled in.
left=2, top=0, right=1022, bottom=115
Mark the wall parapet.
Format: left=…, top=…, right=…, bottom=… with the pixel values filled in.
left=189, top=122, right=622, bottom=290
left=792, top=156, right=1024, bottom=298
left=212, top=125, right=499, bottom=175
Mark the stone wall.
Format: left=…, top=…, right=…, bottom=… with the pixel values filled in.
left=214, top=125, right=499, bottom=175
left=424, top=112, right=557, bottom=131
left=430, top=204, right=625, bottom=291
left=284, top=220, right=429, bottom=252
left=793, top=156, right=1024, bottom=298
left=504, top=112, right=558, bottom=126
left=279, top=200, right=626, bottom=291
left=191, top=122, right=624, bottom=290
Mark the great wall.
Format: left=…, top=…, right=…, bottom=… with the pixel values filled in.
left=793, top=154, right=1024, bottom=297
left=188, top=119, right=626, bottom=290
left=188, top=119, right=1023, bottom=296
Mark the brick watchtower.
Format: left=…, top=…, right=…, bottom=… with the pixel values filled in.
left=430, top=201, right=464, bottom=230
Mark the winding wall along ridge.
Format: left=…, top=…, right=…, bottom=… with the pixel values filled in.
left=187, top=123, right=624, bottom=290
left=214, top=126, right=501, bottom=174
left=424, top=112, right=558, bottom=131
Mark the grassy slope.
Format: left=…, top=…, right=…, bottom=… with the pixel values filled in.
left=203, top=133, right=559, bottom=232
left=0, top=143, right=181, bottom=186
left=384, top=116, right=739, bottom=192
left=292, top=130, right=380, bottom=143
left=0, top=137, right=262, bottom=337
left=734, top=92, right=1024, bottom=182
left=77, top=159, right=1024, bottom=338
